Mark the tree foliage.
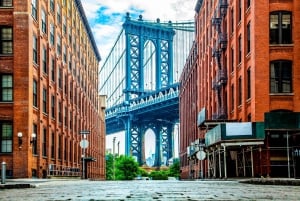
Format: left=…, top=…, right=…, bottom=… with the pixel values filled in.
left=115, top=155, right=139, bottom=180
left=105, top=153, right=114, bottom=180
left=168, top=159, right=180, bottom=178
left=149, top=170, right=169, bottom=180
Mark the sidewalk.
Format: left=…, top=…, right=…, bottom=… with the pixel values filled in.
left=0, top=178, right=75, bottom=189
left=239, top=177, right=300, bottom=186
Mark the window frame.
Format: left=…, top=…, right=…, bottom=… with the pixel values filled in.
left=247, top=22, right=251, bottom=54
left=33, top=79, right=38, bottom=107
left=0, top=74, right=13, bottom=102
left=270, top=11, right=292, bottom=44
left=0, top=26, right=13, bottom=55
left=31, top=0, right=37, bottom=20
left=0, top=122, right=13, bottom=153
left=41, top=9, right=47, bottom=34
left=33, top=34, right=38, bottom=64
left=270, top=60, right=292, bottom=93
left=0, top=0, right=13, bottom=7
left=42, top=87, right=47, bottom=113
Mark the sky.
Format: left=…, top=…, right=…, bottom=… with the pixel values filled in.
left=81, top=0, right=196, bottom=157
left=81, top=0, right=196, bottom=63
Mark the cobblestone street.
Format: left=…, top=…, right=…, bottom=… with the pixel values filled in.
left=0, top=179, right=300, bottom=200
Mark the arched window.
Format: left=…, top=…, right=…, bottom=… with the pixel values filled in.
left=270, top=60, right=292, bottom=93
left=270, top=11, right=292, bottom=44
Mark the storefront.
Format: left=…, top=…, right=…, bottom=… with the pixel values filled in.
left=265, top=112, right=300, bottom=178
left=204, top=122, right=265, bottom=178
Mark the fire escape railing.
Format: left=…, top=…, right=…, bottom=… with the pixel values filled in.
left=211, top=0, right=228, bottom=120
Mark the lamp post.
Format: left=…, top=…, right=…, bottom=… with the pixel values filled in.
left=113, top=137, right=116, bottom=180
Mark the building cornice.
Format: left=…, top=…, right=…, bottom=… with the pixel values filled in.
left=74, top=0, right=101, bottom=61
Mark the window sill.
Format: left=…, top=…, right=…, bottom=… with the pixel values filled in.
left=270, top=93, right=294, bottom=96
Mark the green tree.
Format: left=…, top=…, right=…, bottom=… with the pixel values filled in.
left=105, top=153, right=114, bottom=180
left=149, top=170, right=169, bottom=180
left=115, top=155, right=139, bottom=180
left=168, top=159, right=180, bottom=178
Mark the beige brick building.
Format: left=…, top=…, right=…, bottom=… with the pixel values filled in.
left=0, top=0, right=106, bottom=179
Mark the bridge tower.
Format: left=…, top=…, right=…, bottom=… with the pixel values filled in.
left=121, top=13, right=176, bottom=166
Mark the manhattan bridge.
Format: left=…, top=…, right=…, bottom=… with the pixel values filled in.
left=100, top=13, right=194, bottom=167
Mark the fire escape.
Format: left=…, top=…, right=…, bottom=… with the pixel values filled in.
left=211, top=0, right=228, bottom=120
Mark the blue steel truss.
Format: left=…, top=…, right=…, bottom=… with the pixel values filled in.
left=100, top=13, right=194, bottom=166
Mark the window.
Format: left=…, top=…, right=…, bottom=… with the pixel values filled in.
left=270, top=11, right=292, bottom=44
left=64, top=74, right=67, bottom=94
left=270, top=60, right=292, bottom=93
left=42, top=128, right=47, bottom=157
left=231, top=47, right=234, bottom=72
left=238, top=35, right=242, bottom=64
left=247, top=22, right=251, bottom=54
left=43, top=88, right=47, bottom=113
left=58, top=135, right=61, bottom=159
left=51, top=58, right=55, bottom=82
left=57, top=35, right=61, bottom=55
left=1, top=74, right=12, bottom=102
left=0, top=27, right=13, bottom=54
left=33, top=35, right=38, bottom=64
left=57, top=4, right=61, bottom=24
left=32, top=124, right=38, bottom=155
left=31, top=0, right=37, bottom=20
left=69, top=111, right=72, bottom=130
left=64, top=106, right=67, bottom=127
left=238, top=0, right=242, bottom=23
left=64, top=138, right=67, bottom=160
left=41, top=10, right=47, bottom=34
left=247, top=68, right=251, bottom=99
left=58, top=101, right=62, bottom=123
left=63, top=16, right=67, bottom=35
left=231, top=84, right=234, bottom=111
left=58, top=67, right=62, bottom=88
left=247, top=0, right=251, bottom=9
left=63, top=45, right=67, bottom=63
left=50, top=23, right=55, bottom=45
left=0, top=0, right=12, bottom=7
left=231, top=8, right=234, bottom=34
left=0, top=122, right=12, bottom=153
left=238, top=77, right=242, bottom=106
left=50, top=0, right=54, bottom=12
left=51, top=132, right=55, bottom=159
left=51, top=95, right=55, bottom=118
left=33, top=79, right=38, bottom=107
left=42, top=47, right=47, bottom=73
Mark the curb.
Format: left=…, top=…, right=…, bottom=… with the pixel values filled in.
left=239, top=178, right=300, bottom=186
left=0, top=183, right=35, bottom=189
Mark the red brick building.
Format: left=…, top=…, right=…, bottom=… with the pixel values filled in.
left=180, top=0, right=300, bottom=179
left=0, top=0, right=106, bottom=179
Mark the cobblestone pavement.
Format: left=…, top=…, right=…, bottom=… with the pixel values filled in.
left=0, top=179, right=300, bottom=200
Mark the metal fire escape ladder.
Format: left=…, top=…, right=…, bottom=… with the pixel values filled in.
left=211, top=0, right=228, bottom=120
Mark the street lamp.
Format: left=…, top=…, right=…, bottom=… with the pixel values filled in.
left=113, top=137, right=116, bottom=180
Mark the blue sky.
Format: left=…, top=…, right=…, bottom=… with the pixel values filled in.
left=81, top=0, right=195, bottom=156
left=81, top=0, right=196, bottom=64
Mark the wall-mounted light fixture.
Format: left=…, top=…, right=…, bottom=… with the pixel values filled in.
left=30, top=133, right=36, bottom=145
left=17, top=132, right=23, bottom=148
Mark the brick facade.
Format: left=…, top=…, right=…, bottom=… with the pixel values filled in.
left=180, top=0, right=300, bottom=179
left=0, top=0, right=106, bottom=179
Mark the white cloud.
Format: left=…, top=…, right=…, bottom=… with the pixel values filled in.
left=81, top=0, right=196, bottom=63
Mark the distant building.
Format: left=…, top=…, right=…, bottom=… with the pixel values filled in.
left=180, top=0, right=300, bottom=179
left=0, top=0, right=106, bottom=179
